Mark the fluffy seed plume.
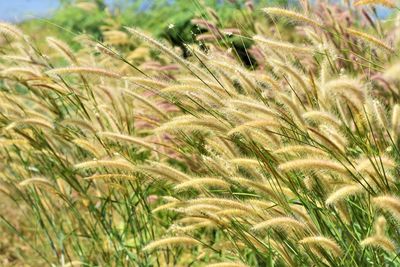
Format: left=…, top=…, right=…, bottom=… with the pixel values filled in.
left=84, top=174, right=137, bottom=180
left=278, top=158, right=348, bottom=175
left=98, top=132, right=154, bottom=151
left=188, top=198, right=256, bottom=214
left=46, top=37, right=77, bottom=63
left=6, top=118, right=55, bottom=131
left=254, top=35, right=314, bottom=54
left=155, top=115, right=228, bottom=133
left=372, top=195, right=400, bottom=221
left=74, top=159, right=135, bottom=171
left=356, top=156, right=396, bottom=174
left=274, top=145, right=327, bottom=156
left=384, top=62, right=400, bottom=82
left=303, top=111, right=342, bottom=128
left=324, top=78, right=365, bottom=101
left=361, top=236, right=396, bottom=253
left=325, top=184, right=364, bottom=206
left=252, top=217, right=307, bottom=232
left=19, top=177, right=53, bottom=188
left=140, top=162, right=192, bottom=182
left=346, top=28, right=394, bottom=52
left=46, top=67, right=121, bottom=79
left=73, top=139, right=103, bottom=158
left=0, top=22, right=24, bottom=39
left=263, top=7, right=323, bottom=27
left=299, top=236, right=342, bottom=257
left=373, top=216, right=388, bottom=236
left=143, top=236, right=200, bottom=251
left=174, top=177, right=230, bottom=191
left=391, top=104, right=400, bottom=140
left=354, top=0, right=396, bottom=8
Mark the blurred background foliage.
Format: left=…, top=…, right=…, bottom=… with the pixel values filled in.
left=20, top=0, right=290, bottom=60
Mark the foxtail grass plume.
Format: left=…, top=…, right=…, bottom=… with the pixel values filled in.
left=354, top=0, right=396, bottom=8
left=263, top=7, right=323, bottom=27
left=299, top=236, right=342, bottom=257
left=372, top=196, right=400, bottom=222
left=143, top=236, right=200, bottom=251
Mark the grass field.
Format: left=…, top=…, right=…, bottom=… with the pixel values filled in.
left=1, top=0, right=400, bottom=266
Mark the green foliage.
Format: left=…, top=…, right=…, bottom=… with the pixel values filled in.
left=52, top=5, right=108, bottom=39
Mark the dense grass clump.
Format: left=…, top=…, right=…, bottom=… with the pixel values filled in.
left=1, top=0, right=400, bottom=266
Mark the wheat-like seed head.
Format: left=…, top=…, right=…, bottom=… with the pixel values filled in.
left=46, top=66, right=121, bottom=79
left=172, top=220, right=215, bottom=233
left=277, top=93, right=306, bottom=127
left=325, top=184, right=364, bottom=206
left=125, top=90, right=169, bottom=119
left=28, top=81, right=70, bottom=95
left=263, top=7, right=323, bottom=27
left=140, top=161, right=192, bottom=182
left=73, top=138, right=104, bottom=158
left=384, top=62, right=400, bottom=82
left=254, top=35, right=314, bottom=54
left=273, top=60, right=309, bottom=95
left=274, top=145, right=327, bottom=157
left=0, top=22, right=24, bottom=39
left=391, top=104, right=400, bottom=141
left=62, top=119, right=98, bottom=133
left=143, top=236, right=200, bottom=251
left=174, top=177, right=230, bottom=191
left=215, top=209, right=253, bottom=219
left=84, top=174, right=138, bottom=180
left=251, top=217, right=308, bottom=232
left=178, top=204, right=222, bottom=215
left=5, top=118, right=55, bottom=131
left=47, top=37, right=77, bottom=63
left=155, top=115, right=229, bottom=133
left=356, top=156, right=396, bottom=174
left=346, top=28, right=394, bottom=53
left=354, top=0, right=396, bottom=8
left=74, top=159, right=135, bottom=171
left=278, top=158, right=349, bottom=175
left=187, top=198, right=257, bottom=215
left=2, top=67, right=42, bottom=78
left=152, top=201, right=183, bottom=213
left=360, top=236, right=396, bottom=253
left=373, top=100, right=389, bottom=129
left=372, top=195, right=400, bottom=222
left=232, top=177, right=295, bottom=201
left=19, top=177, right=53, bottom=188
left=374, top=216, right=387, bottom=236
left=0, top=139, right=29, bottom=148
left=228, top=99, right=277, bottom=117
left=303, top=111, right=342, bottom=128
left=324, top=78, right=366, bottom=103
left=299, top=236, right=342, bottom=257
left=98, top=131, right=155, bottom=151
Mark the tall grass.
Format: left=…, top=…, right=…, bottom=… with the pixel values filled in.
left=1, top=1, right=400, bottom=266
